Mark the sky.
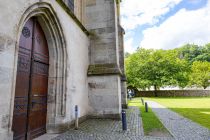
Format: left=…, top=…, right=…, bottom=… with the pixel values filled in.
left=120, top=0, right=210, bottom=53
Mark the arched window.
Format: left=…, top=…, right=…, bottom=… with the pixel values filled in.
left=63, top=0, right=85, bottom=24
left=67, top=0, right=74, bottom=12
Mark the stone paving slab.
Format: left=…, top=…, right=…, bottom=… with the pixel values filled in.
left=143, top=136, right=174, bottom=140
left=34, top=134, right=59, bottom=140
left=51, top=107, right=173, bottom=140
left=52, top=107, right=144, bottom=140
left=147, top=101, right=210, bottom=140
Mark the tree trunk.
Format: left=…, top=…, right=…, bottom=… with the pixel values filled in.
left=154, top=85, right=158, bottom=97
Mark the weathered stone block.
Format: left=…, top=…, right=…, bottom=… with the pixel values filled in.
left=88, top=75, right=122, bottom=119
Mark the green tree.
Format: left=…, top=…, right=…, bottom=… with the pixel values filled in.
left=194, top=43, right=210, bottom=62
left=125, top=48, right=152, bottom=90
left=125, top=48, right=189, bottom=94
left=189, top=61, right=210, bottom=89
left=176, top=44, right=201, bottom=62
left=177, top=43, right=210, bottom=63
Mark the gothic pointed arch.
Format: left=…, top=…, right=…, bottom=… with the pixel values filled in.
left=11, top=2, right=68, bottom=134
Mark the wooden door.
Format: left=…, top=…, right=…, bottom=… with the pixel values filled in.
left=27, top=18, right=49, bottom=139
left=12, top=18, right=49, bottom=140
left=12, top=18, right=33, bottom=140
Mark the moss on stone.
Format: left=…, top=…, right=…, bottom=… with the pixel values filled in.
left=88, top=63, right=122, bottom=75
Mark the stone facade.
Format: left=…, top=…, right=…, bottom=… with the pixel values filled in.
left=86, top=0, right=125, bottom=117
left=0, top=0, right=126, bottom=139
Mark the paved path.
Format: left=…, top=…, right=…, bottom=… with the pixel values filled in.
left=49, top=107, right=172, bottom=140
left=147, top=101, right=210, bottom=140
left=52, top=107, right=144, bottom=140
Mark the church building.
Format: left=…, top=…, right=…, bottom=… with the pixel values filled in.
left=0, top=0, right=127, bottom=139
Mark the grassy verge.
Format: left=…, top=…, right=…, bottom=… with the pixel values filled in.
left=145, top=97, right=210, bottom=129
left=128, top=98, right=169, bottom=136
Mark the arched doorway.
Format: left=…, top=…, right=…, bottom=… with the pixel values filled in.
left=12, top=17, right=49, bottom=140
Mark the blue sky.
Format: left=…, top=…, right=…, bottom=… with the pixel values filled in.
left=120, top=0, right=210, bottom=53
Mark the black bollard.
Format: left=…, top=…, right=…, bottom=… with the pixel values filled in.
left=145, top=102, right=148, bottom=112
left=141, top=98, right=144, bottom=105
left=122, top=110, right=127, bottom=131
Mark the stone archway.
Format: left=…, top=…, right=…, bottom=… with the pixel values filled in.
left=11, top=2, right=67, bottom=138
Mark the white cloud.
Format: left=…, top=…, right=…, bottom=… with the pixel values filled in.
left=124, top=38, right=137, bottom=53
left=140, top=2, right=210, bottom=49
left=120, top=0, right=182, bottom=30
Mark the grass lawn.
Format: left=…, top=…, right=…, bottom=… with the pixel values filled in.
left=144, top=97, right=210, bottom=129
left=128, top=98, right=169, bottom=136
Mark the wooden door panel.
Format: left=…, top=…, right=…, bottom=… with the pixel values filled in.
left=13, top=18, right=49, bottom=140
left=33, top=21, right=49, bottom=64
left=27, top=62, right=48, bottom=139
left=27, top=20, right=49, bottom=140
left=12, top=19, right=33, bottom=140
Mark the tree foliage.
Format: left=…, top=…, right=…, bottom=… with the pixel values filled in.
left=176, top=43, right=210, bottom=63
left=126, top=43, right=210, bottom=90
left=189, top=61, right=210, bottom=89
left=126, top=48, right=189, bottom=90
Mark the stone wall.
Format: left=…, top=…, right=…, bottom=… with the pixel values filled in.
left=0, top=0, right=90, bottom=138
left=135, top=90, right=210, bottom=97
left=85, top=0, right=122, bottom=119
left=118, top=25, right=127, bottom=107
left=88, top=75, right=121, bottom=119
left=85, top=0, right=119, bottom=65
left=0, top=0, right=125, bottom=139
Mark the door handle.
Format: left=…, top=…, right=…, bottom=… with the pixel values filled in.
left=33, top=94, right=39, bottom=97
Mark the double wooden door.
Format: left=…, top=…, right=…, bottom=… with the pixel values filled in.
left=12, top=18, right=49, bottom=140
